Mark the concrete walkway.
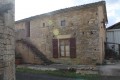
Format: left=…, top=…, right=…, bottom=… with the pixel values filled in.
left=99, top=64, right=120, bottom=76
left=17, top=64, right=98, bottom=70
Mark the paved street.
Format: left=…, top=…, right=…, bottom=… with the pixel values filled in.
left=16, top=62, right=120, bottom=80
left=16, top=72, right=77, bottom=80
left=99, top=62, right=120, bottom=76
left=16, top=72, right=120, bottom=80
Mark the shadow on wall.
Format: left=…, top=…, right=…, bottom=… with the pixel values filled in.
left=16, top=39, right=53, bottom=65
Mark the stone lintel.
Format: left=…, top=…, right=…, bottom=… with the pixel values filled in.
left=56, top=34, right=72, bottom=39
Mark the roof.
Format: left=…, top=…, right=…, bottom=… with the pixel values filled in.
left=16, top=1, right=107, bottom=23
left=107, top=22, right=120, bottom=29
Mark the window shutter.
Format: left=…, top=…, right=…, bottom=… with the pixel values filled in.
left=52, top=39, right=58, bottom=58
left=70, top=38, right=76, bottom=58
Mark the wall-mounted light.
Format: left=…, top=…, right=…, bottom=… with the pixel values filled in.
left=53, top=29, right=59, bottom=36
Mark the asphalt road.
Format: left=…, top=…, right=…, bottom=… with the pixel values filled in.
left=99, top=64, right=120, bottom=76
left=16, top=72, right=78, bottom=80
left=16, top=72, right=120, bottom=80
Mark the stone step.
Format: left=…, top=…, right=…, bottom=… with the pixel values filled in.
left=0, top=19, right=3, bottom=22
left=0, top=19, right=4, bottom=26
left=0, top=16, right=3, bottom=20
left=0, top=20, right=3, bottom=24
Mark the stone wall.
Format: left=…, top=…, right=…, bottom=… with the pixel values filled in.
left=0, top=0, right=15, bottom=80
left=15, top=1, right=107, bottom=65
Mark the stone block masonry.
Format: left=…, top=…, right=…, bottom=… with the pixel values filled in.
left=15, top=1, right=107, bottom=65
left=0, top=0, right=15, bottom=80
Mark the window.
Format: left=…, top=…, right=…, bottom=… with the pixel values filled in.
left=43, top=23, right=45, bottom=27
left=52, top=38, right=76, bottom=58
left=59, top=39, right=70, bottom=57
left=61, top=20, right=65, bottom=26
left=90, top=31, right=93, bottom=35
left=25, top=21, right=30, bottom=37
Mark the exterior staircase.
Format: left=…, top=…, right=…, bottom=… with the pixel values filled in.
left=16, top=39, right=53, bottom=65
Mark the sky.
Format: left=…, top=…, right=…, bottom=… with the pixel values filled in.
left=15, top=0, right=120, bottom=27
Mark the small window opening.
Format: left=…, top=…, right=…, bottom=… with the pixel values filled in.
left=61, top=20, right=65, bottom=26
left=53, top=35, right=55, bottom=38
left=74, top=33, right=76, bottom=36
left=82, top=32, right=84, bottom=35
left=90, top=31, right=93, bottom=34
left=43, top=23, right=45, bottom=27
left=96, top=12, right=98, bottom=15
left=47, top=35, right=48, bottom=38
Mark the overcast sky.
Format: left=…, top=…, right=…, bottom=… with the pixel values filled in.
left=15, top=0, right=120, bottom=27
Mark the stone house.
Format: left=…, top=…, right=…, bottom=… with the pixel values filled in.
left=0, top=0, right=15, bottom=80
left=15, top=1, right=108, bottom=65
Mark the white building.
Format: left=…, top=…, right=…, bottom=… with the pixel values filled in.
left=106, top=22, right=120, bottom=59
